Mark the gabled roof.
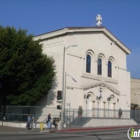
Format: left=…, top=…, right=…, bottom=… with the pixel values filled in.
left=82, top=81, right=120, bottom=95
left=34, top=26, right=131, bottom=54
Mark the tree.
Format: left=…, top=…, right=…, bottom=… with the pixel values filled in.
left=0, top=26, right=55, bottom=105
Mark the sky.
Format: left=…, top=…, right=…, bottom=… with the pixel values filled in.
left=0, top=0, right=140, bottom=79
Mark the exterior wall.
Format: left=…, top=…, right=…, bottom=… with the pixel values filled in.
left=37, top=37, right=65, bottom=108
left=65, top=32, right=130, bottom=111
left=33, top=28, right=131, bottom=118
left=131, top=78, right=140, bottom=106
left=117, top=69, right=131, bottom=110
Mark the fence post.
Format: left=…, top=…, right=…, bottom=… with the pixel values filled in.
left=73, top=109, right=74, bottom=124
left=65, top=109, right=67, bottom=128
left=135, top=110, right=136, bottom=121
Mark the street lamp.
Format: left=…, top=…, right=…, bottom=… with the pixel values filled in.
left=61, top=45, right=77, bottom=129
left=64, top=72, right=77, bottom=126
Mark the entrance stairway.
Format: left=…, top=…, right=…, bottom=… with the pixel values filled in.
left=69, top=117, right=137, bottom=128
left=70, top=117, right=92, bottom=127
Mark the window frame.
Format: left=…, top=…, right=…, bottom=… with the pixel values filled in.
left=108, top=60, right=112, bottom=77
left=97, top=58, right=102, bottom=75
left=86, top=54, right=91, bottom=73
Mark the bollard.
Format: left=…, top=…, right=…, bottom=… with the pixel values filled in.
left=57, top=121, right=61, bottom=130
left=40, top=122, right=44, bottom=131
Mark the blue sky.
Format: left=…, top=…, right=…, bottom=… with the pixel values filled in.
left=0, top=0, right=140, bottom=79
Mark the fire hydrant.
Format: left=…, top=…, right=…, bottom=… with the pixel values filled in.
left=40, top=122, right=44, bottom=131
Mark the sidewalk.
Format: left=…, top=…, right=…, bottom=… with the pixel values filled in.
left=0, top=126, right=49, bottom=133
left=0, top=125, right=140, bottom=133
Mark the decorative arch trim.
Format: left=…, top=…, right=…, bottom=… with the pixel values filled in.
left=85, top=50, right=95, bottom=73
left=96, top=52, right=106, bottom=62
left=83, top=81, right=120, bottom=95
left=86, top=92, right=95, bottom=101
left=108, top=56, right=115, bottom=64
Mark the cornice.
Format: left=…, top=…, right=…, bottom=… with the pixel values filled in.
left=34, top=27, right=131, bottom=54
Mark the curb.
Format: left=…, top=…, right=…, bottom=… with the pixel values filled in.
left=50, top=125, right=140, bottom=133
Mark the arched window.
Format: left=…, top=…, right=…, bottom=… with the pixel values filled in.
left=97, top=58, right=102, bottom=75
left=108, top=61, right=112, bottom=77
left=86, top=54, right=91, bottom=73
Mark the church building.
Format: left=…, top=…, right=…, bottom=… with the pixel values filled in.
left=34, top=26, right=131, bottom=118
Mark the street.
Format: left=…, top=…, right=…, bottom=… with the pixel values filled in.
left=0, top=128, right=139, bottom=140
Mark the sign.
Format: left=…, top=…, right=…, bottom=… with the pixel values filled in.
left=127, top=128, right=140, bottom=140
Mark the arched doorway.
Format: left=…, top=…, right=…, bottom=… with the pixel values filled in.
left=86, top=92, right=95, bottom=117
left=108, top=94, right=117, bottom=117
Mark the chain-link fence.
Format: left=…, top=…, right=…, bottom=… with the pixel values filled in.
left=131, top=110, right=140, bottom=124
left=64, top=108, right=140, bottom=127
left=0, top=106, right=140, bottom=127
left=0, top=106, right=61, bottom=123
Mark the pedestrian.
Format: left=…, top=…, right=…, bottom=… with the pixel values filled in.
left=26, top=114, right=32, bottom=130
left=118, top=108, right=122, bottom=118
left=47, top=113, right=52, bottom=129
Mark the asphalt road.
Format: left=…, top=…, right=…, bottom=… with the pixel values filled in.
left=1, top=128, right=139, bottom=140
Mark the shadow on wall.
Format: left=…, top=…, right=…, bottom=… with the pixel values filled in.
left=34, top=77, right=59, bottom=122
left=36, top=76, right=58, bottom=107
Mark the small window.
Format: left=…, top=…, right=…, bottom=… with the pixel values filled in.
left=86, top=54, right=91, bottom=73
left=97, top=58, right=102, bottom=75
left=108, top=61, right=112, bottom=77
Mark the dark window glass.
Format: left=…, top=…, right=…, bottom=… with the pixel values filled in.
left=86, top=54, right=91, bottom=73
left=108, top=61, right=112, bottom=77
left=97, top=58, right=102, bottom=75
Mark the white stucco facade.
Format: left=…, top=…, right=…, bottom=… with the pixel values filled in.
left=34, top=27, right=131, bottom=116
